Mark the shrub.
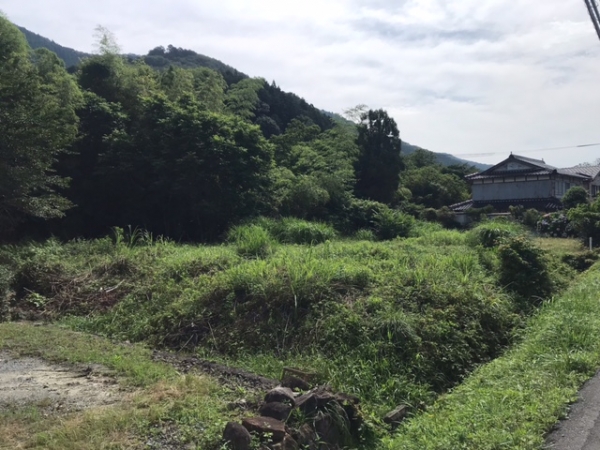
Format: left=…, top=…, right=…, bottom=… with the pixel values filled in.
left=509, top=205, right=525, bottom=220
left=537, top=212, right=576, bottom=238
left=436, top=206, right=458, bottom=228
left=227, top=224, right=275, bottom=258
left=340, top=199, right=389, bottom=233
left=562, top=186, right=589, bottom=210
left=373, top=209, right=415, bottom=240
left=270, top=218, right=337, bottom=245
left=465, top=205, right=495, bottom=222
left=522, top=208, right=541, bottom=229
left=567, top=200, right=600, bottom=246
left=561, top=251, right=599, bottom=272
left=467, top=220, right=522, bottom=248
left=497, top=235, right=553, bottom=306
left=420, top=208, right=438, bottom=222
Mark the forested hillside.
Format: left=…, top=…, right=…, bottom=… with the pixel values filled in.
left=21, top=25, right=488, bottom=171
left=3, top=18, right=475, bottom=242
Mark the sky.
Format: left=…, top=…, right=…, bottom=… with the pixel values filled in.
left=3, top=0, right=600, bottom=168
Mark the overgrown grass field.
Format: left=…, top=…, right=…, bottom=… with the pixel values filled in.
left=0, top=218, right=596, bottom=449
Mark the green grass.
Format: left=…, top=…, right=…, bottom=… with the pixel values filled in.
left=1, top=224, right=572, bottom=415
left=0, top=322, right=235, bottom=450
left=254, top=217, right=338, bottom=244
left=0, top=218, right=590, bottom=448
left=0, top=322, right=177, bottom=386
left=383, top=263, right=600, bottom=450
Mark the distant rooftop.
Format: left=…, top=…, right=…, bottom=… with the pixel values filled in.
left=558, top=166, right=600, bottom=179
left=466, top=154, right=600, bottom=181
left=510, top=154, right=557, bottom=171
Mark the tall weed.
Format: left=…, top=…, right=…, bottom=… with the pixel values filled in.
left=227, top=224, right=274, bottom=258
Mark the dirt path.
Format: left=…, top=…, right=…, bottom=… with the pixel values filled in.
left=152, top=350, right=279, bottom=391
left=0, top=352, right=119, bottom=413
left=545, top=370, right=600, bottom=449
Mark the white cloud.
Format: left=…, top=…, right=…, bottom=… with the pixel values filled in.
left=3, top=0, right=600, bottom=167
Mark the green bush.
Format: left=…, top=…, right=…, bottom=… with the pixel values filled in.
left=269, top=217, right=337, bottom=245
left=339, top=198, right=389, bottom=233
left=522, top=208, right=541, bottom=229
left=562, top=186, right=589, bottom=210
left=373, top=209, right=415, bottom=240
left=420, top=208, right=438, bottom=222
left=467, top=220, right=523, bottom=248
left=567, top=202, right=600, bottom=246
left=227, top=224, right=275, bottom=258
left=497, top=235, right=553, bottom=306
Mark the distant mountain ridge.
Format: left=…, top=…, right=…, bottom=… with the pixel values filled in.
left=20, top=25, right=490, bottom=170
left=19, top=27, right=90, bottom=68
left=401, top=142, right=490, bottom=171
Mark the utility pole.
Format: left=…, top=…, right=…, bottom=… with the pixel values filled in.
left=584, top=0, right=600, bottom=42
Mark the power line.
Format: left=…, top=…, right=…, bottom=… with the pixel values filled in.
left=584, top=0, right=600, bottom=42
left=455, top=142, right=600, bottom=158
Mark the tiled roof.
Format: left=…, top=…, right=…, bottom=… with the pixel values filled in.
left=450, top=200, right=474, bottom=212
left=451, top=197, right=563, bottom=213
left=511, top=155, right=557, bottom=171
left=557, top=166, right=600, bottom=179
left=466, top=169, right=553, bottom=181
left=465, top=155, right=598, bottom=181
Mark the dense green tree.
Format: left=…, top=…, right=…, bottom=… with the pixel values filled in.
left=190, top=68, right=226, bottom=112
left=6, top=19, right=482, bottom=241
left=55, top=92, right=127, bottom=236
left=0, top=17, right=81, bottom=234
left=225, top=78, right=264, bottom=120
left=78, top=53, right=125, bottom=104
left=97, top=94, right=274, bottom=240
left=402, top=166, right=469, bottom=209
left=271, top=121, right=358, bottom=219
left=354, top=109, right=403, bottom=204
left=159, top=66, right=195, bottom=102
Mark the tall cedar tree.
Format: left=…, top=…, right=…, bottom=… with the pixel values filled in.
left=354, top=109, right=403, bottom=204
left=0, top=17, right=80, bottom=235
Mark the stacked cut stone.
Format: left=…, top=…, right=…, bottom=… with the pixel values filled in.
left=222, top=369, right=363, bottom=450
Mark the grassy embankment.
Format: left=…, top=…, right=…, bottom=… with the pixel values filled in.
left=0, top=218, right=594, bottom=448
left=384, top=260, right=600, bottom=449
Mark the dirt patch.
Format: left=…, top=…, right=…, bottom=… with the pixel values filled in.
left=0, top=352, right=120, bottom=413
left=152, top=350, right=278, bottom=391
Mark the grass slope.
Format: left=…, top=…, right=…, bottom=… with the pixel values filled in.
left=0, top=219, right=593, bottom=449
left=384, top=263, right=600, bottom=450
left=0, top=221, right=579, bottom=416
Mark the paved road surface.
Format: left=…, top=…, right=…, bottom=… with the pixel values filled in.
left=546, top=371, right=600, bottom=450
